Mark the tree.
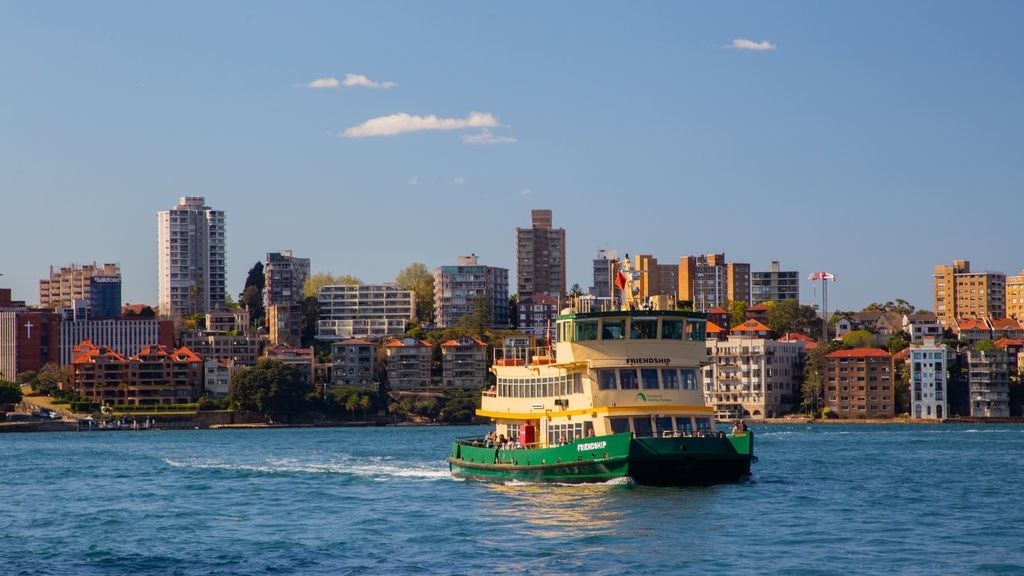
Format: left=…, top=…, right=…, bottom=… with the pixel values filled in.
left=300, top=296, right=320, bottom=346
left=240, top=285, right=264, bottom=328
left=974, top=339, right=998, bottom=352
left=244, top=261, right=265, bottom=293
left=229, top=359, right=313, bottom=423
left=396, top=263, right=435, bottom=325
left=457, top=294, right=494, bottom=338
left=723, top=300, right=746, bottom=328
left=508, top=295, right=518, bottom=329
left=0, top=380, right=23, bottom=405
left=35, top=362, right=70, bottom=394
left=842, top=330, right=878, bottom=350
left=765, top=299, right=820, bottom=338
left=303, top=272, right=361, bottom=299
left=862, top=299, right=916, bottom=315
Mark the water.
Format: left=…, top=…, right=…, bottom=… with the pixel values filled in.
left=2, top=424, right=1023, bottom=575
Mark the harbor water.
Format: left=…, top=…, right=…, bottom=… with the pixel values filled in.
left=2, top=423, right=1023, bottom=575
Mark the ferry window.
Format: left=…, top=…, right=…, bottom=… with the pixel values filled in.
left=610, top=417, right=630, bottom=433
left=680, top=369, right=697, bottom=390
left=661, top=369, right=679, bottom=389
left=685, top=320, right=706, bottom=341
left=602, top=319, right=626, bottom=340
left=598, top=369, right=618, bottom=390
left=633, top=417, right=653, bottom=438
left=631, top=318, right=657, bottom=339
left=661, top=319, right=683, bottom=340
left=573, top=373, right=583, bottom=393
left=619, top=369, right=639, bottom=389
left=576, top=320, right=598, bottom=341
left=694, top=417, right=712, bottom=432
left=675, top=417, right=692, bottom=434
left=641, top=369, right=659, bottom=389
left=655, top=417, right=673, bottom=436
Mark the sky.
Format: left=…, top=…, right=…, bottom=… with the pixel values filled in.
left=2, top=1, right=1023, bottom=314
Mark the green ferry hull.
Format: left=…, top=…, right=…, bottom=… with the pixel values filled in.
left=448, top=432, right=753, bottom=486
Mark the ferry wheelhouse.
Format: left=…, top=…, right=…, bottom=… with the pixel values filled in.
left=448, top=257, right=754, bottom=485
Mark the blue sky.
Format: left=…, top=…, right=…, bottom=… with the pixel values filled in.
left=2, top=1, right=1022, bottom=314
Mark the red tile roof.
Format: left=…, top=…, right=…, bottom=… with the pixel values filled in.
left=825, top=348, right=892, bottom=358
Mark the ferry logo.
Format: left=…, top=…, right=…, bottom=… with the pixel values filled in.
left=636, top=392, right=648, bottom=402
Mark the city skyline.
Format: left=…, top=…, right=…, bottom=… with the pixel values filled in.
left=3, top=2, right=1023, bottom=314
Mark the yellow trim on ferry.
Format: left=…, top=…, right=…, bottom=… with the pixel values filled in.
left=476, top=404, right=713, bottom=421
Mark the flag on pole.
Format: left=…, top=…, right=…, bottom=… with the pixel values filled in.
left=615, top=270, right=628, bottom=291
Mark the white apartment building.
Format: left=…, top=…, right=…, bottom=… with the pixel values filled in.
left=157, top=196, right=227, bottom=316
left=317, top=284, right=415, bottom=341
left=703, top=337, right=806, bottom=420
left=908, top=340, right=948, bottom=419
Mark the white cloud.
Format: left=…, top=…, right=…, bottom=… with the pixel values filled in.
left=729, top=39, right=776, bottom=51
left=518, top=188, right=532, bottom=198
left=341, top=111, right=500, bottom=138
left=453, top=177, right=465, bottom=185
left=305, top=77, right=340, bottom=88
left=461, top=128, right=517, bottom=145
left=408, top=176, right=419, bottom=186
left=343, top=73, right=397, bottom=89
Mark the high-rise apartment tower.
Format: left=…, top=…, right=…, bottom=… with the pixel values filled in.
left=158, top=196, right=227, bottom=316
left=515, top=209, right=566, bottom=299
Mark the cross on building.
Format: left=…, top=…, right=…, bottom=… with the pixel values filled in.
left=24, top=320, right=34, bottom=339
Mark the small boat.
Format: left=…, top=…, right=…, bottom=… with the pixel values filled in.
left=448, top=255, right=754, bottom=485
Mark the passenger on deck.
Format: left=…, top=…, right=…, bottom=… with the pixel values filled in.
left=732, top=420, right=743, bottom=435
left=485, top=431, right=495, bottom=447
left=559, top=436, right=568, bottom=446
left=497, top=434, right=507, bottom=448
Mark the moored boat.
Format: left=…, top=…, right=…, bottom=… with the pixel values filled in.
left=447, top=255, right=754, bottom=485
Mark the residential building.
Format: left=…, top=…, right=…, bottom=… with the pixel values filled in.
left=589, top=248, right=618, bottom=302
left=823, top=348, right=895, bottom=418
left=751, top=261, right=800, bottom=306
left=952, top=317, right=992, bottom=345
left=678, top=253, right=750, bottom=312
left=729, top=319, right=772, bottom=339
left=180, top=330, right=261, bottom=366
left=265, top=346, right=314, bottom=385
left=207, top=308, right=249, bottom=332
left=904, top=311, right=942, bottom=344
left=515, top=209, right=566, bottom=299
left=518, top=294, right=559, bottom=340
left=634, top=254, right=679, bottom=301
left=204, top=359, right=238, bottom=399
left=157, top=196, right=227, bottom=316
left=265, top=250, right=310, bottom=308
left=317, top=283, right=416, bottom=341
left=441, top=337, right=488, bottom=388
left=933, top=260, right=1006, bottom=328
left=59, top=316, right=176, bottom=366
left=385, top=337, right=432, bottom=389
left=966, top=349, right=1009, bottom=417
left=330, top=338, right=376, bottom=388
left=268, top=303, right=303, bottom=347
left=990, top=317, right=1024, bottom=341
left=89, top=274, right=123, bottom=318
left=70, top=341, right=205, bottom=406
left=38, top=262, right=121, bottom=310
left=1006, top=269, right=1024, bottom=321
left=704, top=336, right=805, bottom=420
left=433, top=255, right=509, bottom=328
left=908, top=339, right=949, bottom=420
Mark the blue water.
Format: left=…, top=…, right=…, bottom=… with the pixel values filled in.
left=2, top=424, right=1023, bottom=575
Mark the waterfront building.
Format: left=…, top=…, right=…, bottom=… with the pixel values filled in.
left=267, top=303, right=303, bottom=347
left=823, top=348, right=895, bottom=418
left=515, top=209, right=566, bottom=299
left=158, top=196, right=227, bottom=316
left=265, top=250, right=310, bottom=308
left=206, top=308, right=249, bottom=332
left=966, top=349, right=1010, bottom=417
left=933, top=260, right=1005, bottom=328
left=678, top=253, right=750, bottom=313
left=317, top=283, right=415, bottom=341
left=441, top=337, right=488, bottom=388
left=385, top=337, right=432, bottom=389
left=517, top=294, right=559, bottom=340
left=908, top=339, right=949, bottom=420
left=203, top=358, right=238, bottom=399
left=70, top=341, right=204, bottom=405
left=433, top=255, right=509, bottom=328
left=38, top=262, right=120, bottom=311
left=751, top=261, right=800, bottom=306
left=59, top=316, right=175, bottom=366
left=330, top=338, right=376, bottom=388
left=265, top=346, right=315, bottom=385
left=952, top=317, right=992, bottom=345
left=1006, top=269, right=1024, bottom=321
left=180, top=330, right=260, bottom=367
left=990, top=317, right=1024, bottom=341
left=0, top=308, right=61, bottom=378
left=703, top=336, right=805, bottom=420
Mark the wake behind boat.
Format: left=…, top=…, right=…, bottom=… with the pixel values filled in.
left=447, top=255, right=754, bottom=486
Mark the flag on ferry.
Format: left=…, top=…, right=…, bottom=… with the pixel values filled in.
left=615, top=270, right=628, bottom=291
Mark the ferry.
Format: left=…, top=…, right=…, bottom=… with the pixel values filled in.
left=447, top=256, right=754, bottom=485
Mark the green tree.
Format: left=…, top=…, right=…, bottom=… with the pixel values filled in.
left=396, top=263, right=435, bottom=325
left=842, top=330, right=878, bottom=350
left=244, top=261, right=265, bottom=293
left=300, top=296, right=320, bottom=347
left=229, top=359, right=312, bottom=423
left=721, top=299, right=746, bottom=327
left=0, top=380, right=23, bottom=405
left=886, top=331, right=911, bottom=355
left=303, top=273, right=361, bottom=299
left=36, top=362, right=70, bottom=394
left=974, top=339, right=998, bottom=352
left=508, top=295, right=518, bottom=329
left=457, top=294, right=495, bottom=338
left=240, top=285, right=264, bottom=328
left=765, top=299, right=820, bottom=338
